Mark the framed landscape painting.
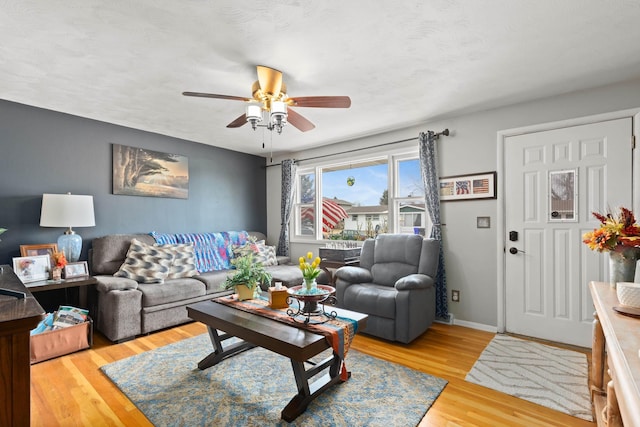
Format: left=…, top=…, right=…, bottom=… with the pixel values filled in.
left=439, top=171, right=497, bottom=201
left=112, top=144, right=189, bottom=199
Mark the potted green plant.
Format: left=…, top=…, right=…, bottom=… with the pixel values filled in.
left=224, top=252, right=272, bottom=301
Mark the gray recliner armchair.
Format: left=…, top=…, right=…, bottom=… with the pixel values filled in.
left=334, top=234, right=439, bottom=344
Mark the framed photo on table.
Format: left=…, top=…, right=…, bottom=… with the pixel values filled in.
left=64, top=261, right=89, bottom=279
left=13, top=255, right=51, bottom=284
left=439, top=171, right=497, bottom=202
left=20, top=243, right=58, bottom=268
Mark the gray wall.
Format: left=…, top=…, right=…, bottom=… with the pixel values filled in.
left=0, top=100, right=267, bottom=266
left=266, top=78, right=640, bottom=329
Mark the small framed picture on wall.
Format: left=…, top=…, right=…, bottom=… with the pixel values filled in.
left=439, top=171, right=497, bottom=201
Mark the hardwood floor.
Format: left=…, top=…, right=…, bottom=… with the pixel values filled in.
left=30, top=322, right=595, bottom=427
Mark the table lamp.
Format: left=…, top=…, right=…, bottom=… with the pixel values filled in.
left=40, top=193, right=95, bottom=262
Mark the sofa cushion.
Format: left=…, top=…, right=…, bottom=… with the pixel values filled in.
left=264, top=264, right=304, bottom=287
left=114, top=238, right=174, bottom=284
left=193, top=270, right=230, bottom=293
left=343, top=283, right=397, bottom=319
left=138, top=278, right=206, bottom=307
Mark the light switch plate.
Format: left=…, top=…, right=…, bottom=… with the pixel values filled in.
left=477, top=216, right=490, bottom=228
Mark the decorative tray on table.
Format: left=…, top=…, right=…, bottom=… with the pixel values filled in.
left=286, top=284, right=337, bottom=324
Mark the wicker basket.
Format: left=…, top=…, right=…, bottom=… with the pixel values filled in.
left=616, top=282, right=640, bottom=308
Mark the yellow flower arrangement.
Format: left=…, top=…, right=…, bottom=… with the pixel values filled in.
left=582, top=207, right=640, bottom=253
left=299, top=252, right=322, bottom=282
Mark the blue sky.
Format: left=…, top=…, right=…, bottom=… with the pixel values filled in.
left=322, top=160, right=423, bottom=206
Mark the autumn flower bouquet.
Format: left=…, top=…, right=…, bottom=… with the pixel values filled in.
left=583, top=207, right=640, bottom=285
left=52, top=251, right=68, bottom=268
left=582, top=207, right=640, bottom=253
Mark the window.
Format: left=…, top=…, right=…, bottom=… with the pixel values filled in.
left=394, top=157, right=428, bottom=235
left=296, top=172, right=315, bottom=236
left=293, top=150, right=431, bottom=240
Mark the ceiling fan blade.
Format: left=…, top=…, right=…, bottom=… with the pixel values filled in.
left=183, top=92, right=251, bottom=102
left=226, top=114, right=248, bottom=128
left=287, top=108, right=315, bottom=132
left=287, top=96, right=351, bottom=108
left=256, top=65, right=282, bottom=96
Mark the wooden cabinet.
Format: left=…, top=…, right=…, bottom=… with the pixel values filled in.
left=589, top=281, right=640, bottom=426
left=0, top=265, right=45, bottom=427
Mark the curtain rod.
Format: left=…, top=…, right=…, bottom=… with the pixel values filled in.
left=265, top=128, right=449, bottom=168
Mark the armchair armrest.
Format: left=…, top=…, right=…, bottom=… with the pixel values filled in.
left=95, top=275, right=139, bottom=293
left=276, top=255, right=291, bottom=265
left=395, top=274, right=434, bottom=291
left=334, top=266, right=372, bottom=284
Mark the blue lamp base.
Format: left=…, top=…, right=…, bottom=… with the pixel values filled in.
left=57, top=233, right=82, bottom=262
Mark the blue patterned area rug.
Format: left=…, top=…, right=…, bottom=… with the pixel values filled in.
left=465, top=334, right=592, bottom=421
left=101, top=334, right=447, bottom=426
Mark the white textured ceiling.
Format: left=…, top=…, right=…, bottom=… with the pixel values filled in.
left=2, top=1, right=640, bottom=157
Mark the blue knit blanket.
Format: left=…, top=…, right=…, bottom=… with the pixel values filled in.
left=151, top=231, right=249, bottom=273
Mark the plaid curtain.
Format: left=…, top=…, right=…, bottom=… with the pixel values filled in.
left=277, top=159, right=297, bottom=256
left=419, top=131, right=448, bottom=319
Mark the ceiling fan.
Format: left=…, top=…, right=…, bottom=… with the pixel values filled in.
left=182, top=65, right=351, bottom=134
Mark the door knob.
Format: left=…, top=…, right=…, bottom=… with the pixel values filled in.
left=509, top=247, right=525, bottom=254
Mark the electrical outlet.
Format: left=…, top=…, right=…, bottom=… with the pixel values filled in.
left=451, top=290, right=460, bottom=302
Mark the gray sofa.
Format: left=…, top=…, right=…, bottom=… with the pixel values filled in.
left=89, top=231, right=303, bottom=342
left=334, top=234, right=439, bottom=344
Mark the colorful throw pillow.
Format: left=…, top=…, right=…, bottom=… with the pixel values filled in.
left=114, top=238, right=174, bottom=284
left=161, top=243, right=199, bottom=279
left=232, top=236, right=262, bottom=259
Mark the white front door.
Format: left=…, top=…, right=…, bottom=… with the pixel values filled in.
left=504, top=118, right=632, bottom=347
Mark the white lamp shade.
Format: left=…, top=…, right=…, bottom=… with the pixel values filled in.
left=270, top=101, right=287, bottom=121
left=40, top=193, right=96, bottom=228
left=246, top=104, right=263, bottom=122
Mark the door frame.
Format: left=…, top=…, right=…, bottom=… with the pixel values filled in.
left=496, top=108, right=640, bottom=334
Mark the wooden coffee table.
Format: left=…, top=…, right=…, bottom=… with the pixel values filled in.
left=187, top=298, right=367, bottom=422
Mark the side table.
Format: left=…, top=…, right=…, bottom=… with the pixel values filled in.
left=26, top=276, right=98, bottom=314
left=319, top=247, right=361, bottom=285
left=589, top=281, right=640, bottom=426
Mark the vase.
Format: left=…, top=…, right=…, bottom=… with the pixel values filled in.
left=608, top=249, right=639, bottom=288
left=235, top=284, right=255, bottom=301
left=52, top=267, right=62, bottom=281
left=304, top=278, right=317, bottom=293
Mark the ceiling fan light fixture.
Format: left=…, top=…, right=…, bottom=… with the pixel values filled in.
left=246, top=104, right=263, bottom=130
left=270, top=101, right=287, bottom=134
left=183, top=65, right=350, bottom=136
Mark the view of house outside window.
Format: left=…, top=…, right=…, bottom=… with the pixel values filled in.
left=294, top=153, right=430, bottom=240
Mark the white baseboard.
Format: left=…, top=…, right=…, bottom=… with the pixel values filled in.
left=453, top=318, right=498, bottom=333
left=434, top=313, right=454, bottom=325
